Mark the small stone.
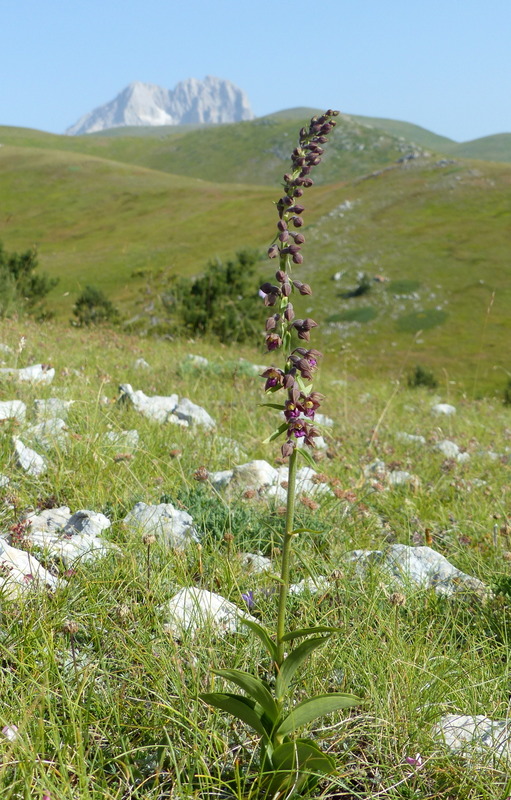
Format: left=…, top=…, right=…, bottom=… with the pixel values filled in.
left=0, top=400, right=26, bottom=422
left=123, top=502, right=199, bottom=547
left=431, top=403, right=456, bottom=416
left=162, top=587, right=257, bottom=636
left=13, top=438, right=46, bottom=476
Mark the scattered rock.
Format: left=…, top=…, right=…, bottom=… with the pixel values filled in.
left=289, top=575, right=330, bottom=595
left=185, top=354, right=209, bottom=367
left=162, top=587, right=257, bottom=636
left=397, top=432, right=426, bottom=445
left=34, top=398, right=74, bottom=421
left=26, top=418, right=68, bottom=450
left=433, top=714, right=511, bottom=762
left=173, top=397, right=216, bottom=429
left=0, top=400, right=26, bottom=422
left=239, top=552, right=272, bottom=573
left=209, top=460, right=332, bottom=503
left=13, top=437, right=47, bottom=476
left=123, top=502, right=199, bottom=547
left=133, top=358, right=150, bottom=370
left=103, top=429, right=139, bottom=450
left=0, top=538, right=60, bottom=598
left=118, top=383, right=179, bottom=423
left=315, top=413, right=335, bottom=428
left=25, top=507, right=114, bottom=565
left=0, top=364, right=55, bottom=384
left=344, top=544, right=487, bottom=597
left=431, top=403, right=456, bottom=416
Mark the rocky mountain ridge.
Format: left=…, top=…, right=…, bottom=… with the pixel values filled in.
left=66, top=75, right=254, bottom=135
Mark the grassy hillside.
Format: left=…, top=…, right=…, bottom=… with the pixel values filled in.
left=1, top=113, right=510, bottom=394
left=444, top=132, right=511, bottom=163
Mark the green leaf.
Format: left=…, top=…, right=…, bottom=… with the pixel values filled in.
left=213, top=669, right=279, bottom=722
left=200, top=692, right=269, bottom=740
left=240, top=619, right=278, bottom=661
left=281, top=626, right=341, bottom=642
left=271, top=738, right=335, bottom=774
left=262, top=421, right=288, bottom=444
left=276, top=637, right=331, bottom=701
left=262, top=739, right=335, bottom=797
left=276, top=693, right=361, bottom=737
left=296, top=445, right=318, bottom=469
left=288, top=526, right=323, bottom=537
left=258, top=402, right=285, bottom=410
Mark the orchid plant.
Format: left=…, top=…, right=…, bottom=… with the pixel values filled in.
left=201, top=111, right=360, bottom=798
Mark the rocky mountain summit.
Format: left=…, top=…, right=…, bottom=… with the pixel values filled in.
left=66, top=76, right=254, bottom=135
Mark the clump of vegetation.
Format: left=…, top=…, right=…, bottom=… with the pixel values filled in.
left=340, top=272, right=372, bottom=299
left=168, top=249, right=265, bottom=343
left=408, top=364, right=439, bottom=389
left=0, top=241, right=58, bottom=319
left=72, top=285, right=119, bottom=326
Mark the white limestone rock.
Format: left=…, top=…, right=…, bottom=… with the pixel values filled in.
left=315, top=413, right=335, bottom=428
left=397, top=432, right=426, bottom=445
left=0, top=364, right=55, bottom=384
left=0, top=400, right=26, bottom=422
left=133, top=358, right=150, bottom=370
left=0, top=537, right=60, bottom=598
left=162, top=587, right=257, bottom=636
left=26, top=418, right=68, bottom=449
left=34, top=398, right=74, bottom=421
left=289, top=575, right=330, bottom=595
left=25, top=507, right=114, bottom=565
left=208, top=469, right=234, bottom=490
left=172, top=397, right=216, bottom=429
left=344, top=544, right=487, bottom=597
left=185, top=354, right=209, bottom=367
left=123, top=501, right=199, bottom=547
left=103, top=429, right=139, bottom=450
left=431, top=403, right=456, bottom=415
left=211, top=460, right=332, bottom=502
left=388, top=470, right=416, bottom=487
left=433, top=715, right=511, bottom=761
left=13, top=437, right=47, bottom=476
left=436, top=439, right=462, bottom=459
left=118, top=383, right=179, bottom=423
left=0, top=475, right=9, bottom=488
left=239, top=552, right=272, bottom=573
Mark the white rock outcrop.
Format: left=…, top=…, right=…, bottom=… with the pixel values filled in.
left=433, top=715, right=511, bottom=761
left=0, top=538, right=60, bottom=598
left=13, top=438, right=47, bottom=476
left=162, top=587, right=257, bottom=636
left=25, top=507, right=114, bottom=565
left=344, top=544, right=487, bottom=597
left=123, top=502, right=199, bottom=547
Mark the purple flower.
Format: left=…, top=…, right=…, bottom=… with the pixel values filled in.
left=241, top=590, right=255, bottom=610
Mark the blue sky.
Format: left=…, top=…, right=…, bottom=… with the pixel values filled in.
left=3, top=0, right=511, bottom=141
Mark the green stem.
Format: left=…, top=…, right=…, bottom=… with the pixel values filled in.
left=275, top=446, right=298, bottom=669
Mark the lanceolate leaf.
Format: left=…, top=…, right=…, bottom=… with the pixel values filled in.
left=258, top=402, right=286, bottom=411
left=296, top=446, right=318, bottom=469
left=288, top=527, right=323, bottom=536
left=262, top=421, right=288, bottom=444
left=276, top=693, right=361, bottom=737
left=240, top=619, right=278, bottom=661
left=213, top=669, right=279, bottom=721
left=271, top=739, right=335, bottom=774
left=200, top=692, right=269, bottom=740
left=275, top=637, right=331, bottom=701
left=281, top=626, right=341, bottom=642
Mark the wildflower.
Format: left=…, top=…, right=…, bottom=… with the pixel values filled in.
left=1, top=724, right=19, bottom=741
left=405, top=753, right=423, bottom=767
left=241, top=590, right=255, bottom=610
left=193, top=466, right=209, bottom=481
left=261, top=367, right=284, bottom=391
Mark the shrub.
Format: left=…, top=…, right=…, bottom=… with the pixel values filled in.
left=72, top=285, right=119, bottom=326
left=408, top=364, right=438, bottom=389
left=167, top=249, right=265, bottom=342
left=0, top=241, right=58, bottom=318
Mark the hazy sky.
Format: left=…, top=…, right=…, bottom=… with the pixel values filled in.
left=3, top=0, right=510, bottom=142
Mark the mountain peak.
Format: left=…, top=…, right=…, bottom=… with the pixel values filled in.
left=66, top=77, right=254, bottom=135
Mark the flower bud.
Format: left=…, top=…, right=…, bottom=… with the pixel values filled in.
left=268, top=245, right=279, bottom=259
left=277, top=220, right=287, bottom=232
left=265, top=314, right=278, bottom=331
left=281, top=440, right=295, bottom=458
left=292, top=233, right=305, bottom=244
left=293, top=188, right=304, bottom=197
left=281, top=282, right=292, bottom=297
left=275, top=270, right=287, bottom=282
left=301, top=178, right=314, bottom=187
left=284, top=302, right=295, bottom=321
left=292, top=253, right=303, bottom=264
left=291, top=216, right=303, bottom=228
left=278, top=230, right=289, bottom=242
left=289, top=204, right=305, bottom=214
left=266, top=333, right=282, bottom=351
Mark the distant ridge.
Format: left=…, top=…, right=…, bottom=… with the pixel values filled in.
left=66, top=76, right=254, bottom=135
